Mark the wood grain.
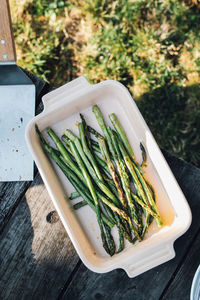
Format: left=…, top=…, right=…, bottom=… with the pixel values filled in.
left=0, top=173, right=79, bottom=300
left=0, top=181, right=32, bottom=231
left=0, top=0, right=16, bottom=62
left=162, top=231, right=200, bottom=299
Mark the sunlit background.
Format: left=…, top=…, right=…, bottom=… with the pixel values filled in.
left=10, top=0, right=200, bottom=167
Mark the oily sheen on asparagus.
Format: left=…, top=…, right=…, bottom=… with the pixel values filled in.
left=35, top=104, right=162, bottom=256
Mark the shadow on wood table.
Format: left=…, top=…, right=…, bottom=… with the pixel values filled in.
left=0, top=173, right=79, bottom=299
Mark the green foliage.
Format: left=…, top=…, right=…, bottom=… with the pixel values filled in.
left=11, top=0, right=76, bottom=85
left=138, top=84, right=200, bottom=166
left=10, top=0, right=200, bottom=166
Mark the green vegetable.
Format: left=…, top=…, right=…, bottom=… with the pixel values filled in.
left=35, top=103, right=163, bottom=256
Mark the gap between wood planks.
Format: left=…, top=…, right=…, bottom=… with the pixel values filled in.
left=57, top=259, right=82, bottom=300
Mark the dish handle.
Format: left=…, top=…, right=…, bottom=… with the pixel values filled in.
left=122, top=241, right=175, bottom=278
left=42, top=76, right=91, bottom=111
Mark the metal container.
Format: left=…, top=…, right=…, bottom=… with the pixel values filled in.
left=25, top=76, right=192, bottom=278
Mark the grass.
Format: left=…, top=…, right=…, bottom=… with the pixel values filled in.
left=10, top=0, right=200, bottom=167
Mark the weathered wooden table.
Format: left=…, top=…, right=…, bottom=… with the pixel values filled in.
left=0, top=73, right=200, bottom=300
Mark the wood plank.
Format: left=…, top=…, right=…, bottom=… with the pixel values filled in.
left=162, top=230, right=200, bottom=299
left=61, top=152, right=200, bottom=300
left=0, top=173, right=79, bottom=300
left=0, top=181, right=32, bottom=231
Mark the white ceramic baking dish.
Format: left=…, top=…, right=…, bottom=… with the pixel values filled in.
left=25, top=76, right=192, bottom=278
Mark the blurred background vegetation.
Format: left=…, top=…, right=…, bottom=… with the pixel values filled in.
left=10, top=0, right=200, bottom=167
